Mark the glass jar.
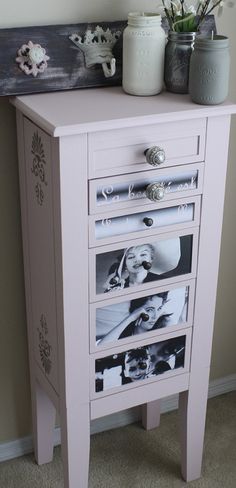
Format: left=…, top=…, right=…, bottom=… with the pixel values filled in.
left=189, top=35, right=230, bottom=105
left=122, top=12, right=166, bottom=96
left=164, top=31, right=196, bottom=94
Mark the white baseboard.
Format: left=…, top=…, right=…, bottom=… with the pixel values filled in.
left=1, top=373, right=236, bottom=463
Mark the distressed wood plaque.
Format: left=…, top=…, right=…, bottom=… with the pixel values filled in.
left=0, top=17, right=216, bottom=96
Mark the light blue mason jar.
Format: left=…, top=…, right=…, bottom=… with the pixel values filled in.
left=164, top=31, right=196, bottom=94
left=189, top=35, right=230, bottom=105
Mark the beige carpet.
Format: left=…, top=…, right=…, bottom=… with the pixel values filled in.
left=0, top=392, right=236, bottom=487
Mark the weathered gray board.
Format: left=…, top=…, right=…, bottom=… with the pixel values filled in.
left=0, top=17, right=216, bottom=97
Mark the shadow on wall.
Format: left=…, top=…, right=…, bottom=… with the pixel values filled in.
left=0, top=98, right=31, bottom=442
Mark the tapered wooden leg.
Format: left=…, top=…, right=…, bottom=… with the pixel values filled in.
left=179, top=369, right=209, bottom=482
left=32, top=380, right=56, bottom=465
left=142, top=400, right=161, bottom=430
left=60, top=400, right=90, bottom=488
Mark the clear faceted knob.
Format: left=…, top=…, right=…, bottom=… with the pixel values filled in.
left=144, top=146, right=165, bottom=166
left=146, top=183, right=165, bottom=202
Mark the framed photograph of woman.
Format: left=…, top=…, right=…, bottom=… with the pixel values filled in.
left=94, top=334, right=188, bottom=394
left=91, top=229, right=198, bottom=299
left=92, top=282, right=195, bottom=350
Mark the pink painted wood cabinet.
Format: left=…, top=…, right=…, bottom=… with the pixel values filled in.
left=12, top=87, right=236, bottom=488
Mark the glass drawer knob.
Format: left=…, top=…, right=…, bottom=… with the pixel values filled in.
left=144, top=146, right=165, bottom=166
left=146, top=183, right=165, bottom=202
left=143, top=217, right=154, bottom=227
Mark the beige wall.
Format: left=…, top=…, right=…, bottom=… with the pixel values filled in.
left=0, top=3, right=236, bottom=443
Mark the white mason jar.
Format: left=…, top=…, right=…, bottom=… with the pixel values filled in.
left=122, top=12, right=166, bottom=96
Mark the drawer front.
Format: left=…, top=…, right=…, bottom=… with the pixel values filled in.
left=90, top=328, right=192, bottom=399
left=88, top=118, right=206, bottom=178
left=89, top=163, right=204, bottom=214
left=89, top=196, right=201, bottom=247
left=90, top=279, right=195, bottom=353
left=89, top=228, right=199, bottom=302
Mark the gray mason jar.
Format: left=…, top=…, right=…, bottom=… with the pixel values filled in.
left=164, top=31, right=196, bottom=94
left=189, top=35, right=230, bottom=105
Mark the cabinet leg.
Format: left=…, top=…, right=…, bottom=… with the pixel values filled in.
left=60, top=401, right=90, bottom=488
left=32, top=380, right=56, bottom=465
left=179, top=371, right=209, bottom=482
left=142, top=400, right=161, bottom=430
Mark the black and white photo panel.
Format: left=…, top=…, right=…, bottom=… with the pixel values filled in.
left=96, top=235, right=193, bottom=295
left=96, top=286, right=189, bottom=346
left=95, top=335, right=186, bottom=393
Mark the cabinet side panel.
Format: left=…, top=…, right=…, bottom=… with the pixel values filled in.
left=191, top=115, right=231, bottom=370
left=51, top=134, right=90, bottom=488
left=16, top=111, right=35, bottom=375
left=52, top=133, right=90, bottom=403
left=23, top=118, right=59, bottom=392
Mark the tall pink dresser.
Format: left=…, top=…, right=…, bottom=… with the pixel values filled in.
left=12, top=88, right=236, bottom=487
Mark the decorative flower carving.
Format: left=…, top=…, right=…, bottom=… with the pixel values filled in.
left=31, top=132, right=47, bottom=205
left=16, top=41, right=49, bottom=77
left=38, top=314, right=52, bottom=375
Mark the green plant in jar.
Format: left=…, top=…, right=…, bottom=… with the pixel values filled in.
left=160, top=0, right=234, bottom=32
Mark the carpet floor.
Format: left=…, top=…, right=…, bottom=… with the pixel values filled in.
left=0, top=391, right=236, bottom=487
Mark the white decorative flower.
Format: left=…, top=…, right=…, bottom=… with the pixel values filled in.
left=171, top=0, right=182, bottom=15
left=16, top=41, right=50, bottom=77
left=186, top=5, right=196, bottom=14
left=159, top=0, right=235, bottom=31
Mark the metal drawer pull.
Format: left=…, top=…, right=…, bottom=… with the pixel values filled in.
left=146, top=183, right=165, bottom=201
left=140, top=312, right=149, bottom=322
left=108, top=261, right=151, bottom=287
left=143, top=217, right=154, bottom=227
left=142, top=260, right=152, bottom=270
left=144, top=146, right=165, bottom=166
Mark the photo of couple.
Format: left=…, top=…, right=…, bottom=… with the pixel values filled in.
left=95, top=335, right=186, bottom=393
left=96, top=234, right=193, bottom=295
left=96, top=286, right=189, bottom=345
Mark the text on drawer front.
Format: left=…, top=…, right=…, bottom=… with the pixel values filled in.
left=96, top=170, right=198, bottom=207
left=95, top=202, right=195, bottom=241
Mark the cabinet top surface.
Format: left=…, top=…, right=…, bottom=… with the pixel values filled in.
left=12, top=86, right=236, bottom=137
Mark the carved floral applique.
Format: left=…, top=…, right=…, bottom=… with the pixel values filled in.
left=31, top=132, right=47, bottom=205
left=37, top=314, right=52, bottom=375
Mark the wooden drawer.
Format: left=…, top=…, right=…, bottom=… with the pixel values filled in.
left=89, top=228, right=199, bottom=302
left=90, top=279, right=195, bottom=353
left=89, top=162, right=204, bottom=215
left=90, top=328, right=192, bottom=399
left=88, top=118, right=206, bottom=179
left=89, top=196, right=201, bottom=247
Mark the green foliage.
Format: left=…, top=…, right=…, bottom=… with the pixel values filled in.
left=173, top=14, right=198, bottom=32
left=161, top=0, right=234, bottom=32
